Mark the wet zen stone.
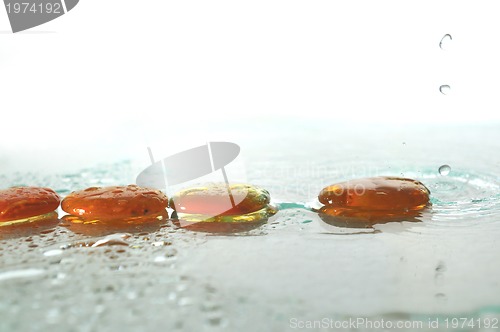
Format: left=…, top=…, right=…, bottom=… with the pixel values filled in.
left=61, top=185, right=168, bottom=221
left=319, top=177, right=430, bottom=211
left=0, top=187, right=61, bottom=223
left=170, top=183, right=271, bottom=216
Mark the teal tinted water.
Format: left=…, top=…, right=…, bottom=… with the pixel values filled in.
left=1, top=121, right=500, bottom=331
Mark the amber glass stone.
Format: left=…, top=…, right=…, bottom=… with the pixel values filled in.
left=318, top=177, right=430, bottom=211
left=61, top=185, right=168, bottom=221
left=0, top=187, right=61, bottom=223
left=170, top=183, right=271, bottom=216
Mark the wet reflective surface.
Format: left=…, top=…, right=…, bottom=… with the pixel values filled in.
left=1, top=123, right=500, bottom=331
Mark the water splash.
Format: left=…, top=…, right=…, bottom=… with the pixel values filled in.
left=425, top=170, right=500, bottom=223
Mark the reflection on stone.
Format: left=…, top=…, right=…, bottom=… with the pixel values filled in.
left=171, top=205, right=276, bottom=234
left=0, top=212, right=60, bottom=240
left=318, top=205, right=428, bottom=229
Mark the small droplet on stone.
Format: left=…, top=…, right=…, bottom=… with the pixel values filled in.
left=439, top=165, right=451, bottom=176
left=439, top=85, right=451, bottom=95
left=439, top=34, right=452, bottom=50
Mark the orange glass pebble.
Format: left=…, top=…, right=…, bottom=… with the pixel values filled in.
left=0, top=187, right=61, bottom=223
left=319, top=177, right=430, bottom=211
left=61, top=185, right=168, bottom=221
left=170, top=183, right=271, bottom=216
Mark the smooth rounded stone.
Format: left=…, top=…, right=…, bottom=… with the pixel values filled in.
left=0, top=187, right=61, bottom=223
left=169, top=183, right=271, bottom=216
left=61, top=185, right=168, bottom=221
left=318, top=177, right=431, bottom=211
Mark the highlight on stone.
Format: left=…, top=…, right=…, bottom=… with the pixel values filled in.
left=170, top=183, right=277, bottom=232
left=61, top=185, right=169, bottom=223
left=0, top=187, right=61, bottom=225
left=317, top=177, right=431, bottom=227
left=0, top=212, right=60, bottom=239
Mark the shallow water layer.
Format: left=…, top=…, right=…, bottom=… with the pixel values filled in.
left=1, top=123, right=500, bottom=331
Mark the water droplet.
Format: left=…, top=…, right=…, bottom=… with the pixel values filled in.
left=439, top=34, right=452, bottom=50
left=43, top=249, right=63, bottom=257
left=91, top=234, right=130, bottom=248
left=0, top=268, right=45, bottom=282
left=435, top=261, right=447, bottom=272
left=439, top=85, right=451, bottom=95
left=178, top=297, right=194, bottom=306
left=207, top=316, right=223, bottom=326
left=439, top=165, right=451, bottom=176
left=154, top=256, right=167, bottom=263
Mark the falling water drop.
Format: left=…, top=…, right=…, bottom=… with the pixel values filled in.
left=439, top=165, right=451, bottom=176
left=439, top=85, right=451, bottom=95
left=439, top=34, right=452, bottom=50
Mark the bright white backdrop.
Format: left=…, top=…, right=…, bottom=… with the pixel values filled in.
left=1, top=0, right=500, bottom=172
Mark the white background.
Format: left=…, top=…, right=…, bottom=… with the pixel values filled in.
left=1, top=0, right=500, bottom=172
